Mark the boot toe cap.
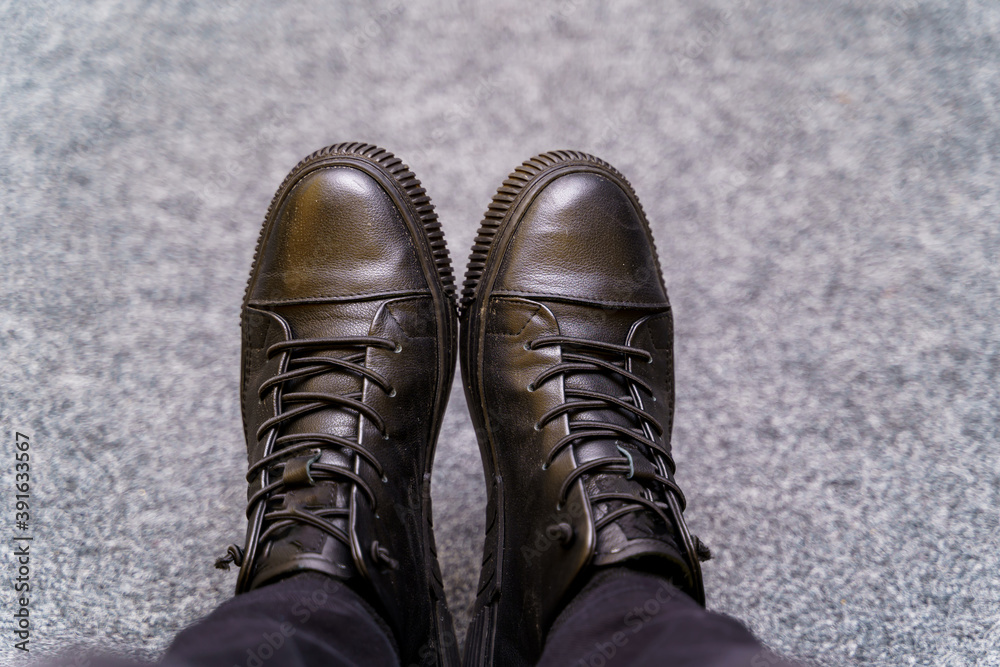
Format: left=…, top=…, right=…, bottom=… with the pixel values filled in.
left=495, top=171, right=668, bottom=306
left=248, top=165, right=428, bottom=303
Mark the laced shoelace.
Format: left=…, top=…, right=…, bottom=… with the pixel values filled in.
left=216, top=335, right=399, bottom=571
left=526, top=335, right=686, bottom=535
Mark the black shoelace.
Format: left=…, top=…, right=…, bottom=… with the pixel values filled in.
left=526, top=335, right=686, bottom=534
left=216, top=335, right=399, bottom=571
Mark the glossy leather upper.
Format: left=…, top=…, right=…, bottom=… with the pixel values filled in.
left=462, top=159, right=703, bottom=667
left=237, top=155, right=457, bottom=667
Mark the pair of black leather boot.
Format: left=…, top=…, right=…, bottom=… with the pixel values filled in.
left=216, top=143, right=708, bottom=667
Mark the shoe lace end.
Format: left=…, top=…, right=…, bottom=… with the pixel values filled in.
left=694, top=536, right=712, bottom=562
left=215, top=544, right=245, bottom=570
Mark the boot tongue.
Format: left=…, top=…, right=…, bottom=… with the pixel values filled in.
left=540, top=302, right=685, bottom=569
left=252, top=301, right=384, bottom=584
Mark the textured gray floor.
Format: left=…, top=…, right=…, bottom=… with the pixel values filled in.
left=1, top=0, right=998, bottom=665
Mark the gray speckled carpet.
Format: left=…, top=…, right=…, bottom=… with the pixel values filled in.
left=2, top=0, right=999, bottom=665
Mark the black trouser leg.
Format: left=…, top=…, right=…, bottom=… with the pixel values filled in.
left=538, top=569, right=799, bottom=667
left=51, top=573, right=398, bottom=667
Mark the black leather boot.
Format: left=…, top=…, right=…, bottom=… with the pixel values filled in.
left=459, top=151, right=709, bottom=667
left=217, top=143, right=459, bottom=666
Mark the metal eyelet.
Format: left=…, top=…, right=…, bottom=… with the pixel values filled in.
left=388, top=388, right=397, bottom=397
left=533, top=422, right=542, bottom=431
left=523, top=341, right=532, bottom=351
left=526, top=383, right=536, bottom=392
left=394, top=344, right=403, bottom=353
left=541, top=462, right=549, bottom=471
